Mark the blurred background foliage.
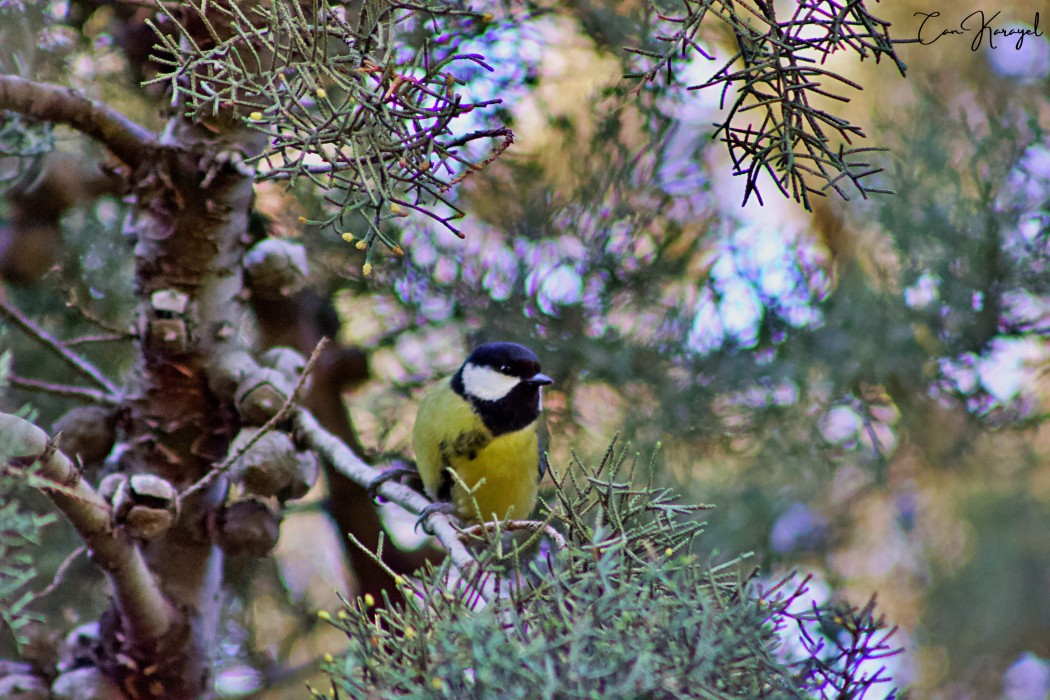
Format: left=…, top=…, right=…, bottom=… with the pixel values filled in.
left=2, top=0, right=1050, bottom=698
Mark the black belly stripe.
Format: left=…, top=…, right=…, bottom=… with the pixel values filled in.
left=437, top=468, right=453, bottom=502
left=437, top=430, right=490, bottom=501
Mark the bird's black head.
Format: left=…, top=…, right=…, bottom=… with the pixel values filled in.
left=452, top=342, right=553, bottom=435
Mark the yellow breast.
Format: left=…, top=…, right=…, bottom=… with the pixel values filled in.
left=412, top=378, right=540, bottom=522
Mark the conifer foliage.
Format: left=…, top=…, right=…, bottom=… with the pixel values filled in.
left=319, top=442, right=901, bottom=698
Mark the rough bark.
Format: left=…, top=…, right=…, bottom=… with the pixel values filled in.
left=0, top=70, right=265, bottom=697
left=106, top=115, right=266, bottom=698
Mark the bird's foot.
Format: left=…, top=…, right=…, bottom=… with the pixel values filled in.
left=414, top=501, right=458, bottom=536
left=366, top=464, right=419, bottom=504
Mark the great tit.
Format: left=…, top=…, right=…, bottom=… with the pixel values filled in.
left=412, top=342, right=552, bottom=523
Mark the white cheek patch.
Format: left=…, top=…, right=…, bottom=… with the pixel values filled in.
left=462, top=363, right=521, bottom=401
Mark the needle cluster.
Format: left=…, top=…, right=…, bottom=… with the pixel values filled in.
left=149, top=0, right=511, bottom=248
left=627, top=0, right=907, bottom=210
left=317, top=438, right=902, bottom=698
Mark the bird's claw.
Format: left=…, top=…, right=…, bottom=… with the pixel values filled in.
left=414, top=502, right=458, bottom=536
left=366, top=465, right=418, bottom=504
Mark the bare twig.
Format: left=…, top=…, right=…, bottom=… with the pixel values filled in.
left=54, top=278, right=139, bottom=339
left=115, top=0, right=182, bottom=9
left=180, top=338, right=329, bottom=501
left=66, top=332, right=135, bottom=347
left=9, top=374, right=121, bottom=406
left=0, top=291, right=120, bottom=396
left=23, top=545, right=87, bottom=607
left=457, top=519, right=568, bottom=552
left=1, top=412, right=174, bottom=645
left=0, top=75, right=158, bottom=170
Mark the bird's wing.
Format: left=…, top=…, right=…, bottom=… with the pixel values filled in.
left=536, top=410, right=552, bottom=481
left=412, top=377, right=487, bottom=499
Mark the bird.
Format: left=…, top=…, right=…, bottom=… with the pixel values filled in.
left=409, top=341, right=552, bottom=523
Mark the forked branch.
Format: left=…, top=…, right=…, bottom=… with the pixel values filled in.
left=1, top=413, right=175, bottom=646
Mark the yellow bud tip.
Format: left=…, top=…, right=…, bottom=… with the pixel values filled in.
left=317, top=610, right=331, bottom=621
left=393, top=245, right=405, bottom=257
left=249, top=112, right=264, bottom=121
left=394, top=575, right=405, bottom=586
left=363, top=593, right=375, bottom=607
left=362, top=263, right=373, bottom=277
left=480, top=12, right=494, bottom=22
left=341, top=232, right=355, bottom=242
left=323, top=653, right=334, bottom=664
left=389, top=203, right=404, bottom=215
left=355, top=240, right=368, bottom=250
left=431, top=678, right=444, bottom=690
left=404, top=626, right=416, bottom=639
left=337, top=609, right=350, bottom=619
left=664, top=547, right=674, bottom=557
left=298, top=216, right=308, bottom=224
left=316, top=88, right=327, bottom=98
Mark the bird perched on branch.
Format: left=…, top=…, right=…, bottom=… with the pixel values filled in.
left=407, top=341, right=552, bottom=523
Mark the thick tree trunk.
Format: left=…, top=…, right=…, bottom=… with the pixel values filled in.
left=98, top=116, right=266, bottom=698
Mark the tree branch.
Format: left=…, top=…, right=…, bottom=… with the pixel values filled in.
left=458, top=519, right=567, bottom=552
left=23, top=545, right=86, bottom=607
left=66, top=333, right=135, bottom=347
left=180, top=338, right=328, bottom=502
left=0, top=290, right=121, bottom=396
left=0, top=74, right=158, bottom=169
left=9, top=374, right=122, bottom=406
left=292, top=409, right=480, bottom=579
left=1, top=412, right=175, bottom=646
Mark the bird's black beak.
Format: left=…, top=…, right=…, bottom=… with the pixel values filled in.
left=526, top=373, right=553, bottom=386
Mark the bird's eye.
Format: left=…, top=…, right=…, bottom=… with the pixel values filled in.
left=500, top=364, right=510, bottom=373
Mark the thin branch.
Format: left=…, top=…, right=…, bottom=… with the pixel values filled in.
left=55, top=277, right=139, bottom=339
left=23, top=545, right=86, bottom=607
left=66, top=333, right=136, bottom=347
left=292, top=409, right=480, bottom=581
left=0, top=74, right=158, bottom=170
left=0, top=291, right=120, bottom=396
left=8, top=374, right=121, bottom=406
left=115, top=0, right=182, bottom=9
left=1, top=412, right=175, bottom=645
left=458, top=519, right=568, bottom=551
left=181, top=338, right=328, bottom=501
